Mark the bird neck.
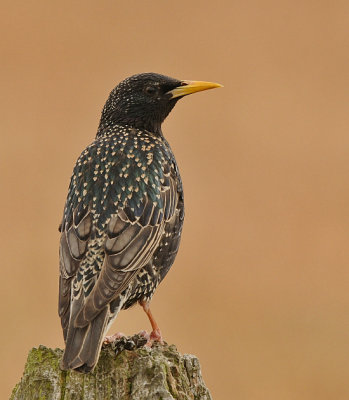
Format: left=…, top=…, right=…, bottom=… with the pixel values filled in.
left=97, top=118, right=164, bottom=138
left=97, top=113, right=165, bottom=138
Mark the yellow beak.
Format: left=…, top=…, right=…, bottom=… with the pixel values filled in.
left=167, top=80, right=223, bottom=99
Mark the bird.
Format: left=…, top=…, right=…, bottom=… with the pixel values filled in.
left=58, top=72, right=222, bottom=372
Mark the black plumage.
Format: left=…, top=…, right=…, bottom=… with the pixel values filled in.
left=59, top=72, right=222, bottom=372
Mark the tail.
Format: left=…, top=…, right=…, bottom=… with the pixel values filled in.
left=60, top=307, right=109, bottom=373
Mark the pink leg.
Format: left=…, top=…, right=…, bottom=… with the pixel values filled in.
left=139, top=300, right=164, bottom=345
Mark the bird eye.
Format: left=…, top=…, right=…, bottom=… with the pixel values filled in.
left=144, top=86, right=157, bottom=96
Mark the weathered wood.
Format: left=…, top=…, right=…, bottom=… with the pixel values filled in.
left=11, top=336, right=212, bottom=400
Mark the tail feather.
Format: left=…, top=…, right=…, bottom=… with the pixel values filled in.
left=61, top=307, right=109, bottom=372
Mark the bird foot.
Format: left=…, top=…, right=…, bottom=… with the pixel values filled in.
left=136, top=329, right=163, bottom=346
left=137, top=330, right=150, bottom=341
left=144, top=328, right=163, bottom=347
left=150, top=328, right=163, bottom=344
left=103, top=332, right=126, bottom=344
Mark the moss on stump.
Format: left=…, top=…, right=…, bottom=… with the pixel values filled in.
left=11, top=336, right=212, bottom=400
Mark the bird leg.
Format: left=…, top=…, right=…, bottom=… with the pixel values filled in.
left=139, top=300, right=164, bottom=345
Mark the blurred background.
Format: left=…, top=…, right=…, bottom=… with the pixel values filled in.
left=1, top=1, right=349, bottom=399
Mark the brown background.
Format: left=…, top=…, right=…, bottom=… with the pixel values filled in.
left=1, top=1, right=349, bottom=399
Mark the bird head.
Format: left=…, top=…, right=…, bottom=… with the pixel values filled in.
left=99, top=72, right=222, bottom=136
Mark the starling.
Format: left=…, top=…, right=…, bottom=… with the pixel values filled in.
left=58, top=72, right=222, bottom=372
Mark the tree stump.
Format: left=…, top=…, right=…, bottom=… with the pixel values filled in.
left=11, top=335, right=212, bottom=400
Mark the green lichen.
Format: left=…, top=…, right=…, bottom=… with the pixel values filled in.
left=11, top=338, right=212, bottom=400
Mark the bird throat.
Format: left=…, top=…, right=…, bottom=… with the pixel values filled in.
left=98, top=104, right=177, bottom=138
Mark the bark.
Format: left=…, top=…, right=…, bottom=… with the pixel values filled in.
left=11, top=335, right=212, bottom=400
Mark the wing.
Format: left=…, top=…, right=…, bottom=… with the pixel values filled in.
left=59, top=160, right=179, bottom=331
left=58, top=206, right=92, bottom=340
left=74, top=167, right=179, bottom=328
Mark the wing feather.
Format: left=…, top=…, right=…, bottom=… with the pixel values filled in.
left=74, top=170, right=178, bottom=327
left=60, top=161, right=179, bottom=332
left=59, top=211, right=92, bottom=339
